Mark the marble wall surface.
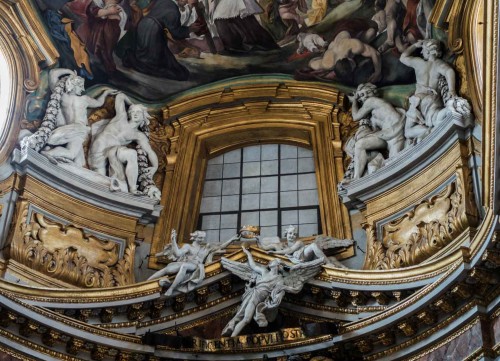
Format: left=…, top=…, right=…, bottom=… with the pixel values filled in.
left=413, top=320, right=483, bottom=361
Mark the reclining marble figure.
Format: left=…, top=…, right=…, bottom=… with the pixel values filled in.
left=400, top=39, right=471, bottom=129
left=261, top=225, right=352, bottom=268
left=345, top=82, right=406, bottom=180
left=149, top=229, right=240, bottom=296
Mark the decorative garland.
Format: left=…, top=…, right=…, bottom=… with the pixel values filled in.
left=20, top=77, right=67, bottom=152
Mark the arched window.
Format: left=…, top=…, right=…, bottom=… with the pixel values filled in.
left=198, top=144, right=321, bottom=242
left=148, top=82, right=354, bottom=267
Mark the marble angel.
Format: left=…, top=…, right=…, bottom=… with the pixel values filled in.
left=149, top=230, right=239, bottom=297
left=259, top=225, right=352, bottom=268
left=221, top=246, right=323, bottom=337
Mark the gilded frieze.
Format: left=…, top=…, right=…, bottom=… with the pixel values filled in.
left=8, top=202, right=134, bottom=288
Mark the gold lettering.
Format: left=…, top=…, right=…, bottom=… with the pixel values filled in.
left=193, top=328, right=306, bottom=351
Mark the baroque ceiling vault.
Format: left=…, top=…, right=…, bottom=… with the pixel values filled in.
left=0, top=0, right=497, bottom=360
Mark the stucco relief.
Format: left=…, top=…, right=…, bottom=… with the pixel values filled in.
left=363, top=169, right=477, bottom=270
left=9, top=202, right=135, bottom=287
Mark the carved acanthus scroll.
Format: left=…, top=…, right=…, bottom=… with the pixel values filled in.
left=9, top=203, right=135, bottom=287
left=364, top=169, right=477, bottom=269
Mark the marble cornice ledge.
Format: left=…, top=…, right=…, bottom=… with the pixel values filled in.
left=11, top=148, right=162, bottom=223
left=339, top=114, right=473, bottom=210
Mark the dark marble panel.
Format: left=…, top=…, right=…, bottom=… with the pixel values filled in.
left=414, top=320, right=483, bottom=361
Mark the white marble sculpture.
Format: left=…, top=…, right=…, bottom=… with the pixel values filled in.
left=88, top=93, right=161, bottom=200
left=261, top=225, right=352, bottom=268
left=400, top=39, right=471, bottom=130
left=345, top=83, right=406, bottom=181
left=404, top=94, right=431, bottom=145
left=339, top=39, right=472, bottom=189
left=149, top=229, right=239, bottom=297
left=21, top=68, right=117, bottom=166
left=221, top=246, right=323, bottom=337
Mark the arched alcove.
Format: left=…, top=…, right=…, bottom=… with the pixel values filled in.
left=148, top=82, right=354, bottom=269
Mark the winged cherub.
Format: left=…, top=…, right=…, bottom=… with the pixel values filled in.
left=221, top=246, right=323, bottom=337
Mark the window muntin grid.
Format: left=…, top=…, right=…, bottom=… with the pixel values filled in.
left=198, top=144, right=321, bottom=243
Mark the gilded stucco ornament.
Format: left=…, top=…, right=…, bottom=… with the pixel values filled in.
left=9, top=203, right=135, bottom=287
left=364, top=177, right=471, bottom=270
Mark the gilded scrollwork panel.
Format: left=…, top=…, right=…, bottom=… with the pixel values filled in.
left=364, top=168, right=478, bottom=270
left=8, top=201, right=134, bottom=288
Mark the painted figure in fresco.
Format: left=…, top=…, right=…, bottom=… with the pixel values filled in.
left=277, top=0, right=308, bottom=36
left=221, top=246, right=323, bottom=336
left=85, top=0, right=130, bottom=73
left=88, top=92, right=159, bottom=197
left=302, top=19, right=381, bottom=84
left=263, top=225, right=352, bottom=268
left=399, top=39, right=456, bottom=127
left=149, top=230, right=239, bottom=296
left=177, top=0, right=198, bottom=28
left=416, top=0, right=437, bottom=39
left=123, top=0, right=200, bottom=79
left=402, top=0, right=424, bottom=44
left=35, top=0, right=93, bottom=78
left=375, top=0, right=425, bottom=53
left=169, top=0, right=222, bottom=57
left=347, top=83, right=405, bottom=179
left=35, top=0, right=427, bottom=100
left=39, top=68, right=117, bottom=166
left=208, top=0, right=279, bottom=52
left=376, top=0, right=404, bottom=52
left=304, top=0, right=327, bottom=27
left=371, top=0, right=387, bottom=36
